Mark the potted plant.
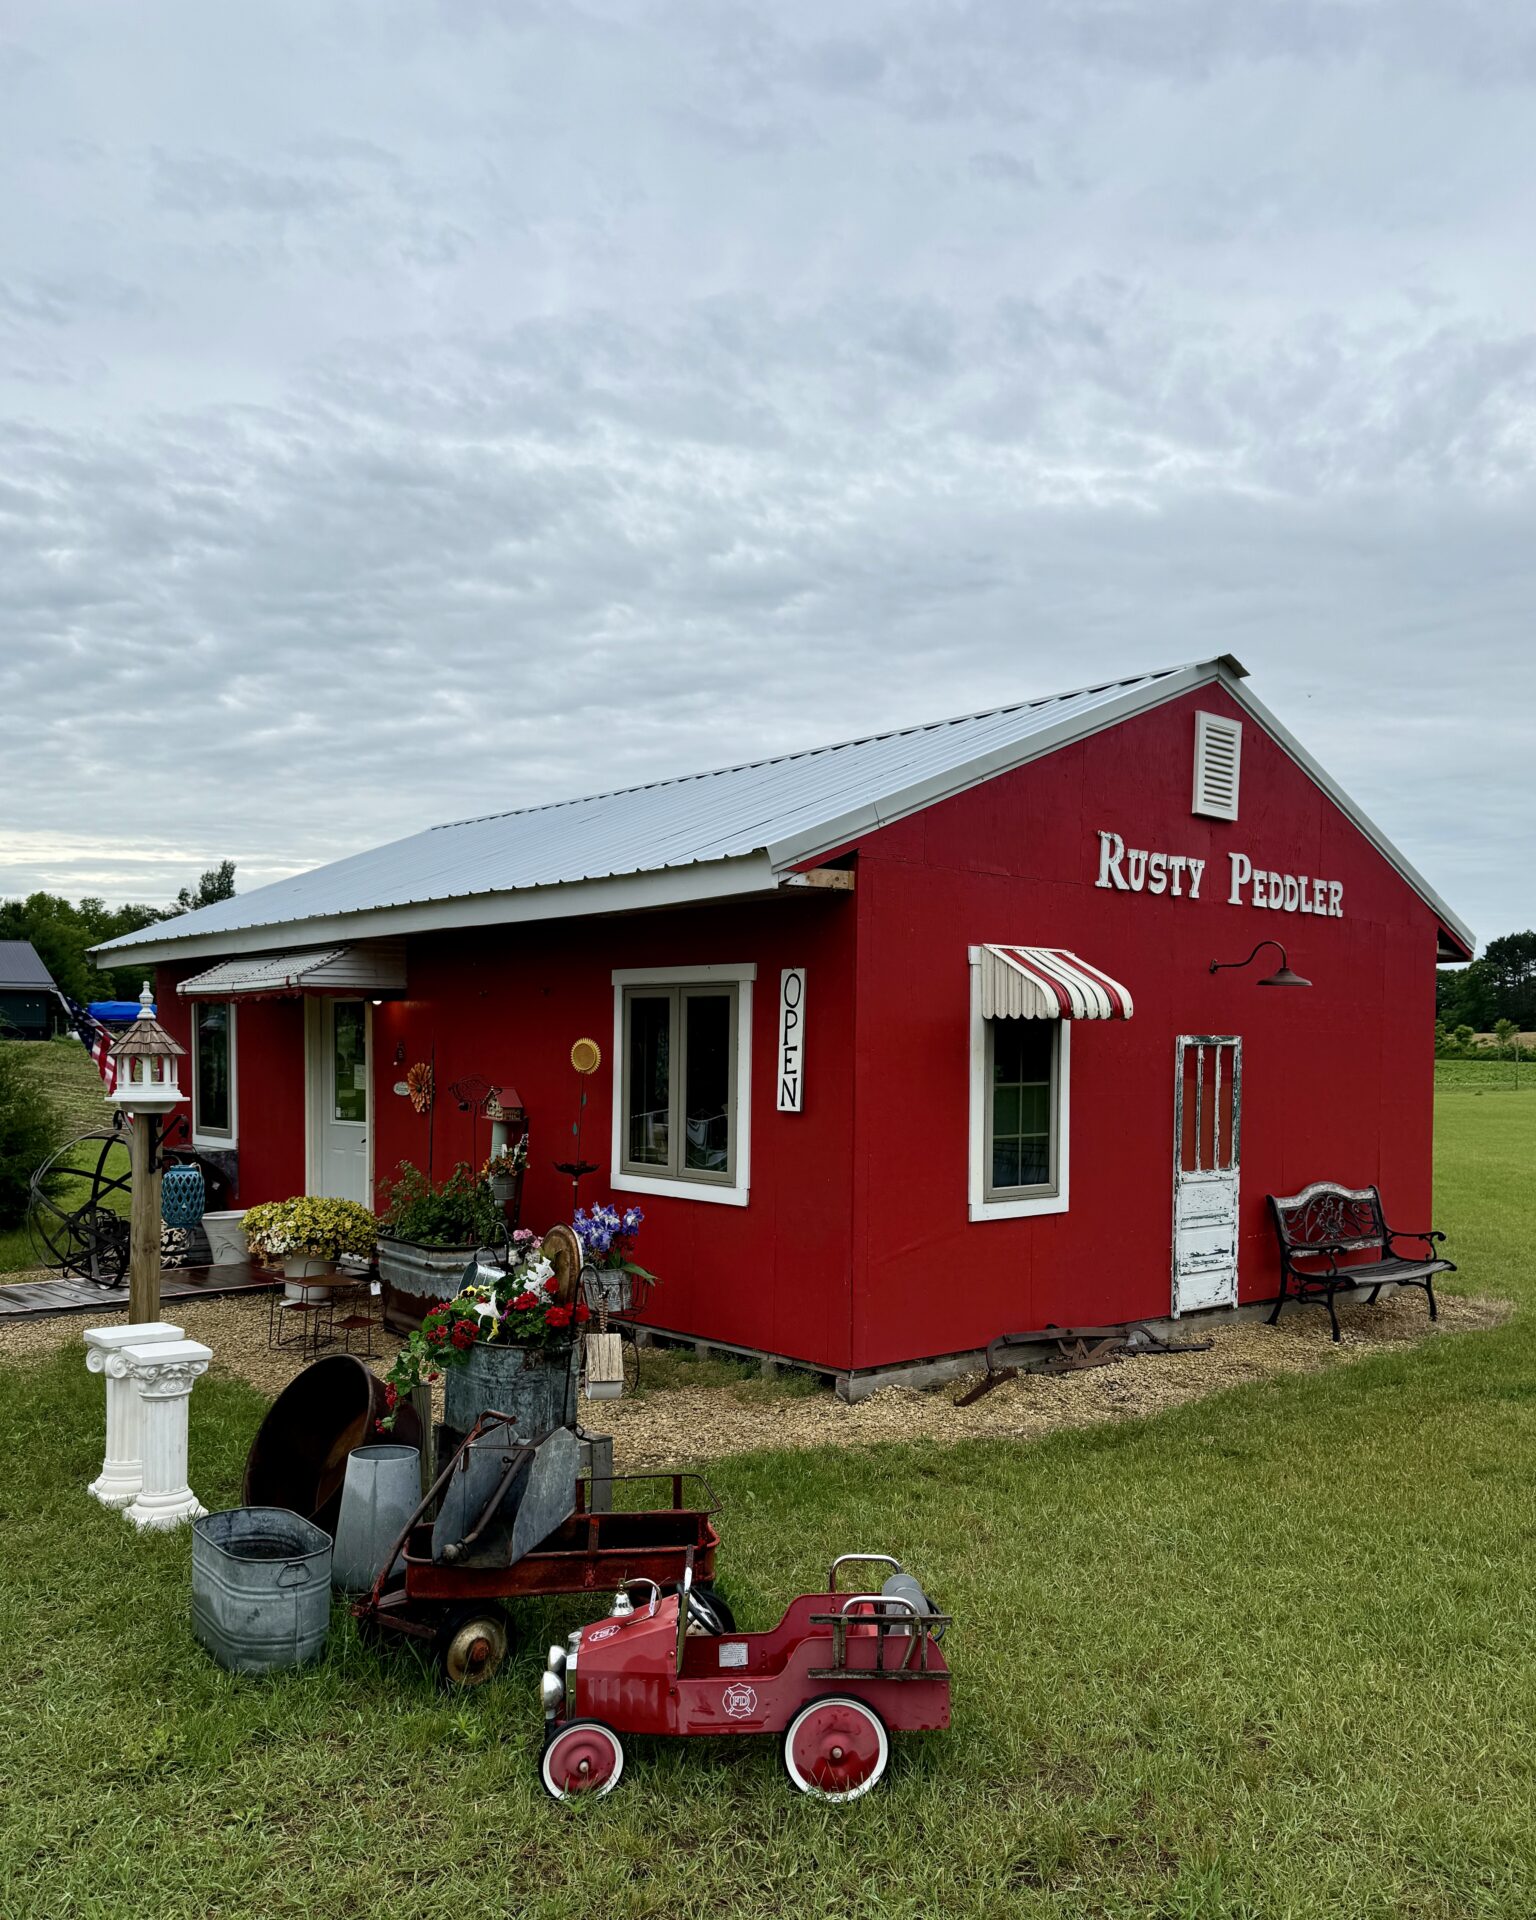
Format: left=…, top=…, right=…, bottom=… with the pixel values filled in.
left=480, top=1134, right=528, bottom=1211
left=379, top=1232, right=591, bottom=1437
left=242, top=1197, right=377, bottom=1293
left=376, top=1161, right=505, bottom=1331
left=572, top=1202, right=656, bottom=1318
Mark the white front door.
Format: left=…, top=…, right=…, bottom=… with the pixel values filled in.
left=307, top=998, right=371, bottom=1204
left=1172, top=1034, right=1241, bottom=1315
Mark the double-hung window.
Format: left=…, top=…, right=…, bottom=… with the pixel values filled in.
left=613, top=965, right=754, bottom=1207
left=192, top=1000, right=236, bottom=1145
left=968, top=961, right=1069, bottom=1220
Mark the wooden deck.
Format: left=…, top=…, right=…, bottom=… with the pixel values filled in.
left=0, top=1260, right=280, bottom=1320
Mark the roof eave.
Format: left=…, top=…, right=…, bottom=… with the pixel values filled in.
left=88, top=851, right=782, bottom=968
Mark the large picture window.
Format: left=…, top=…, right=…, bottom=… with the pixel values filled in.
left=192, top=1000, right=236, bottom=1143
left=612, top=964, right=754, bottom=1208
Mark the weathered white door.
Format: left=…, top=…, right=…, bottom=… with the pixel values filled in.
left=1172, top=1034, right=1241, bottom=1315
left=307, top=998, right=371, bottom=1204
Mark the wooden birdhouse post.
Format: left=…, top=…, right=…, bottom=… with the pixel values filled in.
left=107, top=983, right=186, bottom=1326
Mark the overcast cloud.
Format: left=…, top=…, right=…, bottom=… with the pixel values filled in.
left=1, top=1, right=1532, bottom=941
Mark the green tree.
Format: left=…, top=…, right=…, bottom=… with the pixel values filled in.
left=171, top=861, right=237, bottom=915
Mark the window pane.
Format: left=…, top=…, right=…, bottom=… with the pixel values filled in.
left=989, top=1019, right=1054, bottom=1195
left=332, top=1002, right=367, bottom=1123
left=683, top=993, right=732, bottom=1173
left=626, top=995, right=671, bottom=1166
left=196, top=1004, right=230, bottom=1134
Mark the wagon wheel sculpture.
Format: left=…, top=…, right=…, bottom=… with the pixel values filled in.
left=28, top=1126, right=228, bottom=1286
left=28, top=1127, right=135, bottom=1288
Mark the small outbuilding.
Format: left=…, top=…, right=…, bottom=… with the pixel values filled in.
left=0, top=940, right=64, bottom=1040
left=93, top=656, right=1471, bottom=1391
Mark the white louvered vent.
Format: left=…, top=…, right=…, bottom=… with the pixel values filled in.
left=1192, top=711, right=1242, bottom=820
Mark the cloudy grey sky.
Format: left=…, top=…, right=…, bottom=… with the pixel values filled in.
left=2, top=1, right=1532, bottom=942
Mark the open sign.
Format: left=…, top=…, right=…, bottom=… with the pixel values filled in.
left=777, top=968, right=806, bottom=1113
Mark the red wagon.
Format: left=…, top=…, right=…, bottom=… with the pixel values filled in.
left=539, top=1553, right=952, bottom=1802
left=355, top=1414, right=724, bottom=1688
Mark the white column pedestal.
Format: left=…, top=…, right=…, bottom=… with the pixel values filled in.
left=84, top=1321, right=185, bottom=1507
left=118, top=1339, right=212, bottom=1530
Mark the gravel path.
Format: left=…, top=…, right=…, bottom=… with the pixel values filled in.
left=0, top=1282, right=1508, bottom=1472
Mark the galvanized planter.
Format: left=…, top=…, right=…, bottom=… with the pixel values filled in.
left=444, top=1340, right=578, bottom=1442
left=191, top=1507, right=333, bottom=1674
left=377, top=1238, right=477, bottom=1330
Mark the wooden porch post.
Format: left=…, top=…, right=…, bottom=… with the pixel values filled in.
left=128, top=1115, right=163, bottom=1326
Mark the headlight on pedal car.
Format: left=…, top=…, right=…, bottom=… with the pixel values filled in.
left=540, top=1670, right=565, bottom=1714
left=546, top=1643, right=566, bottom=1676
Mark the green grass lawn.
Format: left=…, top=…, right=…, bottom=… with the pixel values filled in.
left=1, top=1094, right=1533, bottom=1918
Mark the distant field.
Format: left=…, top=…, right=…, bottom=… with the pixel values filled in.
left=1434, top=1057, right=1536, bottom=1093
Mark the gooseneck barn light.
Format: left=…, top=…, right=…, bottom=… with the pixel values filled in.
left=1208, top=940, right=1311, bottom=988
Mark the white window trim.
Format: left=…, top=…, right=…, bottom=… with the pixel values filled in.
left=611, top=963, right=755, bottom=1209
left=967, top=956, right=1070, bottom=1221
left=191, top=999, right=238, bottom=1148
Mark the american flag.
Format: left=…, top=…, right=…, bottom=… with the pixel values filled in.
left=61, top=995, right=118, bottom=1095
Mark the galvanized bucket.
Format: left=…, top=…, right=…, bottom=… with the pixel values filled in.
left=331, top=1445, right=420, bottom=1593
left=191, top=1507, right=333, bottom=1674
left=443, top=1339, right=578, bottom=1442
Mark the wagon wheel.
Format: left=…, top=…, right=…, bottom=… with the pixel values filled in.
left=541, top=1719, right=625, bottom=1800
left=782, top=1696, right=889, bottom=1801
left=27, top=1129, right=135, bottom=1288
left=435, top=1604, right=512, bottom=1689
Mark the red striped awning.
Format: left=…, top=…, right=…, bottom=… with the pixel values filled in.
left=978, top=946, right=1134, bottom=1020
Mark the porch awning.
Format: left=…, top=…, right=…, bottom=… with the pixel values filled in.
left=177, top=942, right=407, bottom=1000
left=978, top=945, right=1134, bottom=1020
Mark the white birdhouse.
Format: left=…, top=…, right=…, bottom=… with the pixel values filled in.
left=107, top=983, right=186, bottom=1112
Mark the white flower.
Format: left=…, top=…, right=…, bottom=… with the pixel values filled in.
left=523, top=1257, right=555, bottom=1286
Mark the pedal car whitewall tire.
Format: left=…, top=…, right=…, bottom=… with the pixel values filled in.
left=782, top=1695, right=889, bottom=1801
left=541, top=1719, right=625, bottom=1800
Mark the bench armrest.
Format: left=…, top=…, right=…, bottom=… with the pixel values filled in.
left=1385, top=1229, right=1445, bottom=1254
left=1285, top=1243, right=1348, bottom=1268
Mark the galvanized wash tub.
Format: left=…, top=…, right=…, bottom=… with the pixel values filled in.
left=443, top=1339, right=578, bottom=1442
left=192, top=1507, right=333, bottom=1674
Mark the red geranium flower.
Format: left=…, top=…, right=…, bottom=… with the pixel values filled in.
left=573, top=1302, right=591, bottom=1324
left=544, top=1275, right=559, bottom=1294
left=451, top=1319, right=478, bottom=1351
left=545, top=1304, right=573, bottom=1329
left=426, top=1324, right=448, bottom=1346
left=513, top=1290, right=539, bottom=1310
left=384, top=1382, right=398, bottom=1408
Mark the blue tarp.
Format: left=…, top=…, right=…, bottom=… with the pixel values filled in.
left=89, top=1000, right=153, bottom=1023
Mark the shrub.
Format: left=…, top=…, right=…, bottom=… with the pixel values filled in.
left=0, top=1043, right=61, bottom=1229
left=378, top=1161, right=502, bottom=1248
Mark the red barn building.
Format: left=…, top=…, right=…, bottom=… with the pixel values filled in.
left=96, top=657, right=1471, bottom=1393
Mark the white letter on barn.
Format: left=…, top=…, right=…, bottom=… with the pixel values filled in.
left=1328, top=882, right=1344, bottom=918
left=1147, top=853, right=1168, bottom=895
left=1187, top=857, right=1206, bottom=900
left=1228, top=853, right=1251, bottom=904
left=1096, top=831, right=1127, bottom=890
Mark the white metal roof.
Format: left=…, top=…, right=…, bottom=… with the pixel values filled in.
left=94, top=655, right=1474, bottom=964
left=177, top=942, right=407, bottom=999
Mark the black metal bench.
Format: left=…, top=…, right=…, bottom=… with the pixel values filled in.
left=1268, top=1181, right=1455, bottom=1342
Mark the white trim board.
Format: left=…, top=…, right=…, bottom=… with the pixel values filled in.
left=190, top=999, right=238, bottom=1150
left=967, top=959, right=1071, bottom=1222
left=610, top=963, right=754, bottom=1210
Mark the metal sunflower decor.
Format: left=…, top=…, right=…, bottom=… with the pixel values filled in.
left=406, top=1060, right=434, bottom=1115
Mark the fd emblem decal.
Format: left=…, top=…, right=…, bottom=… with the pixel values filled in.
left=721, top=1682, right=758, bottom=1719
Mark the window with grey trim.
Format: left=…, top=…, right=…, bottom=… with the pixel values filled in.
left=193, top=1001, right=233, bottom=1139
left=985, top=1018, right=1059, bottom=1199
left=621, top=985, right=738, bottom=1183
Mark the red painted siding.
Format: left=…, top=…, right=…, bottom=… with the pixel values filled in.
left=847, top=685, right=1441, bottom=1368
